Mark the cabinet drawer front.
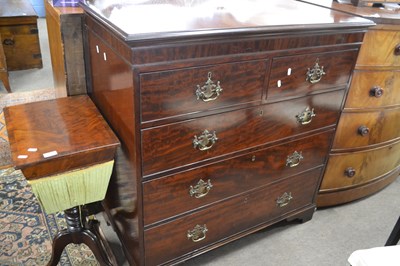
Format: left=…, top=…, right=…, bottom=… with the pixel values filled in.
left=357, top=29, right=400, bottom=67
left=144, top=168, right=321, bottom=266
left=140, top=60, right=267, bottom=123
left=143, top=131, right=333, bottom=225
left=345, top=70, right=400, bottom=109
left=332, top=107, right=400, bottom=149
left=321, top=140, right=400, bottom=190
left=142, top=90, right=344, bottom=176
left=0, top=25, right=38, bottom=35
left=267, top=50, right=358, bottom=101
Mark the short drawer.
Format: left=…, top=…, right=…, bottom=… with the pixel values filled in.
left=143, top=130, right=333, bottom=225
left=356, top=28, right=400, bottom=67
left=321, top=140, right=400, bottom=191
left=345, top=70, right=400, bottom=109
left=267, top=49, right=358, bottom=101
left=332, top=107, right=400, bottom=149
left=142, top=90, right=344, bottom=176
left=144, top=168, right=322, bottom=266
left=140, top=60, right=267, bottom=123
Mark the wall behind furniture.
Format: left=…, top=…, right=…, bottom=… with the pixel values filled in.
left=30, top=0, right=45, bottom=17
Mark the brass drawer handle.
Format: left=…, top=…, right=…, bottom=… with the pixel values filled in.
left=394, top=44, right=400, bottom=56
left=296, top=107, right=316, bottom=125
left=187, top=224, right=208, bottom=242
left=196, top=72, right=223, bottom=102
left=345, top=167, right=356, bottom=178
left=358, top=125, right=370, bottom=136
left=286, top=151, right=304, bottom=167
left=276, top=192, right=293, bottom=208
left=189, top=179, right=213, bottom=198
left=369, top=86, right=384, bottom=98
left=3, top=39, right=15, bottom=46
left=306, top=58, right=325, bottom=84
left=193, top=130, right=218, bottom=151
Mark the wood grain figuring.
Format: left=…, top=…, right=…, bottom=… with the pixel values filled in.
left=142, top=90, right=344, bottom=177
left=267, top=49, right=358, bottom=101
left=345, top=70, right=400, bottom=109
left=144, top=168, right=322, bottom=266
left=357, top=28, right=400, bottom=67
left=4, top=95, right=120, bottom=179
left=140, top=60, right=267, bottom=123
left=321, top=140, right=400, bottom=191
left=332, top=107, right=400, bottom=149
left=317, top=166, right=400, bottom=207
left=143, top=130, right=333, bottom=226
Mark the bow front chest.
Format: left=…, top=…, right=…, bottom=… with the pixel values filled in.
left=81, top=1, right=373, bottom=264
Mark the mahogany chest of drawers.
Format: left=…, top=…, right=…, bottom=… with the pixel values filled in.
left=81, top=0, right=373, bottom=264
left=303, top=0, right=400, bottom=207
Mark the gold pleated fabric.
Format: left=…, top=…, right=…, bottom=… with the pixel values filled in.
left=28, top=160, right=114, bottom=214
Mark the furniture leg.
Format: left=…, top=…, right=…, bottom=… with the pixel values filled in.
left=0, top=71, right=11, bottom=93
left=385, top=216, right=400, bottom=246
left=47, top=206, right=117, bottom=266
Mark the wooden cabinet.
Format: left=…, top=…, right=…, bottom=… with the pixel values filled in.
left=303, top=1, right=400, bottom=207
left=0, top=0, right=42, bottom=70
left=81, top=0, right=373, bottom=264
left=45, top=1, right=86, bottom=97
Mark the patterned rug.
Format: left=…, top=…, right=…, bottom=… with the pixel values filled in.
left=0, top=89, right=99, bottom=265
left=0, top=168, right=99, bottom=266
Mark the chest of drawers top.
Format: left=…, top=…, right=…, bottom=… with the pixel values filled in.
left=81, top=0, right=373, bottom=43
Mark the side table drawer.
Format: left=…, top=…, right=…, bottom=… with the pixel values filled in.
left=332, top=107, right=400, bottom=149
left=267, top=49, right=358, bottom=101
left=144, top=168, right=322, bottom=266
left=345, top=70, right=400, bottom=109
left=140, top=60, right=267, bottom=123
left=321, top=140, right=400, bottom=191
left=143, top=130, right=333, bottom=225
left=142, top=90, right=344, bottom=176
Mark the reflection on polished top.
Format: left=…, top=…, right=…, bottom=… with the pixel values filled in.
left=81, top=0, right=374, bottom=40
left=302, top=0, right=400, bottom=24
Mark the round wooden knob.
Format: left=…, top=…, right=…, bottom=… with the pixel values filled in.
left=358, top=125, right=370, bottom=136
left=395, top=44, right=400, bottom=56
left=369, top=86, right=384, bottom=98
left=345, top=167, right=356, bottom=178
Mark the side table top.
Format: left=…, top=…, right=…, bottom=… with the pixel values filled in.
left=4, top=95, right=120, bottom=179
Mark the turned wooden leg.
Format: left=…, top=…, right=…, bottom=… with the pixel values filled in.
left=47, top=206, right=117, bottom=266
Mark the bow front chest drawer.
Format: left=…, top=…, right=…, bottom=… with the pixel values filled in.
left=81, top=0, right=373, bottom=264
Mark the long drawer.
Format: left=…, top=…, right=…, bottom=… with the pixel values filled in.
left=267, top=49, right=358, bottom=101
left=140, top=60, right=267, bottom=123
left=345, top=70, right=400, bottom=109
left=143, top=130, right=333, bottom=226
left=144, top=168, right=322, bottom=265
left=321, top=139, right=400, bottom=191
left=141, top=89, right=344, bottom=176
left=332, top=107, right=400, bottom=149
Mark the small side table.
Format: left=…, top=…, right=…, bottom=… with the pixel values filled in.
left=4, top=95, right=120, bottom=265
